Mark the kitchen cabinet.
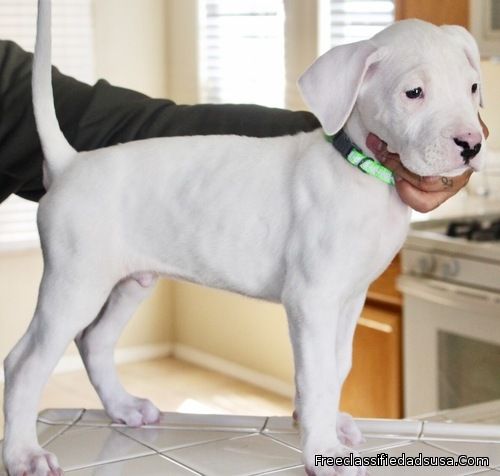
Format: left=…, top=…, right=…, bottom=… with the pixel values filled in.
left=395, top=0, right=469, bottom=28
left=340, top=256, right=403, bottom=418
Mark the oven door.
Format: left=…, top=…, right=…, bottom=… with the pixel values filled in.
left=398, top=275, right=500, bottom=418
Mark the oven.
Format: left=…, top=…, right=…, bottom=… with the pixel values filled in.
left=399, top=214, right=500, bottom=417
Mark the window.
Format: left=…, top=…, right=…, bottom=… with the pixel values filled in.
left=320, top=0, right=395, bottom=51
left=0, top=0, right=94, bottom=251
left=198, top=0, right=285, bottom=107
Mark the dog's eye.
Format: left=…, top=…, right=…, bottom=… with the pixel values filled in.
left=472, top=83, right=478, bottom=93
left=405, top=87, right=423, bottom=99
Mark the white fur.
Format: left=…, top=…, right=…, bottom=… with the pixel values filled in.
left=2, top=2, right=485, bottom=475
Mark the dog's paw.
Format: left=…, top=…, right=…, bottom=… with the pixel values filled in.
left=106, top=396, right=160, bottom=427
left=303, top=444, right=366, bottom=476
left=337, top=412, right=365, bottom=448
left=4, top=447, right=62, bottom=476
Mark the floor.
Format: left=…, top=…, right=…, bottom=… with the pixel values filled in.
left=0, top=357, right=293, bottom=439
left=2, top=408, right=500, bottom=475
left=2, top=359, right=500, bottom=475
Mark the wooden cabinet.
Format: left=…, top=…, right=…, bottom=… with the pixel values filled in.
left=340, top=257, right=403, bottom=418
left=395, top=0, right=469, bottom=28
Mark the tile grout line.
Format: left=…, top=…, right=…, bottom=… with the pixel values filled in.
left=113, top=425, right=264, bottom=451
left=249, top=464, right=305, bottom=476
left=417, top=421, right=425, bottom=439
left=423, top=439, right=500, bottom=472
left=260, top=416, right=270, bottom=433
left=39, top=409, right=86, bottom=447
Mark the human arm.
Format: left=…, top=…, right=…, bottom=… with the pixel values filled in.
left=0, top=40, right=318, bottom=203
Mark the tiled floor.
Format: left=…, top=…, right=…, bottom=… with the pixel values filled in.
left=2, top=409, right=500, bottom=475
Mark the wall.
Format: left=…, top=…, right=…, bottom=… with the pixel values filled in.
left=0, top=0, right=176, bottom=374
left=93, top=0, right=170, bottom=98
left=0, top=248, right=173, bottom=374
left=481, top=60, right=500, bottom=150
left=173, top=283, right=294, bottom=392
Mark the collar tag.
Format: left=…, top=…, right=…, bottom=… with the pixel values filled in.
left=327, top=130, right=395, bottom=186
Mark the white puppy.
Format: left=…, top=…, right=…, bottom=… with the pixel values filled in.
left=3, top=1, right=485, bottom=475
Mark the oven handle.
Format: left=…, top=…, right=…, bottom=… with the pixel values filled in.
left=397, top=275, right=500, bottom=314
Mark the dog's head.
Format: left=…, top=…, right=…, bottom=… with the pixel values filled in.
left=298, top=19, right=485, bottom=177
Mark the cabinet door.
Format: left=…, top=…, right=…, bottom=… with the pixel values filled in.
left=340, top=305, right=402, bottom=418
left=395, top=0, right=469, bottom=28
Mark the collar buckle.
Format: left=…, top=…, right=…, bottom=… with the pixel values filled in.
left=326, top=130, right=395, bottom=186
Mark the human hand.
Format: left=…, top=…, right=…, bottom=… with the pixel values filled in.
left=365, top=116, right=489, bottom=212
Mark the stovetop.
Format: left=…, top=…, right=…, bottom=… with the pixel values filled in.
left=403, top=214, right=500, bottom=293
left=446, top=218, right=500, bottom=242
left=405, top=213, right=500, bottom=263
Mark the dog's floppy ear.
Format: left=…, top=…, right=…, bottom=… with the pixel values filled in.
left=298, top=40, right=385, bottom=135
left=441, top=25, right=484, bottom=107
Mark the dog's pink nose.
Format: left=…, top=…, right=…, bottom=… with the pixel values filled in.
left=453, top=130, right=482, bottom=164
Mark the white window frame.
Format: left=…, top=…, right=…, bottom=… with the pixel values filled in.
left=198, top=0, right=286, bottom=107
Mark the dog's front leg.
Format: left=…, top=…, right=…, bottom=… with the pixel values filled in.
left=75, top=276, right=161, bottom=427
left=284, top=291, right=366, bottom=476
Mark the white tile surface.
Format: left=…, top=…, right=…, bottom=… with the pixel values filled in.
left=422, top=422, right=500, bottom=443
left=466, top=471, right=500, bottom=475
left=38, top=408, right=84, bottom=425
left=426, top=440, right=500, bottom=467
left=66, top=454, right=201, bottom=475
left=37, top=422, right=71, bottom=446
left=362, top=441, right=488, bottom=475
left=357, top=436, right=411, bottom=452
left=257, top=466, right=306, bottom=475
left=164, top=433, right=302, bottom=476
left=153, top=412, right=266, bottom=432
left=116, top=426, right=249, bottom=452
left=265, top=432, right=301, bottom=450
left=263, top=417, right=300, bottom=434
left=43, top=426, right=155, bottom=471
left=79, top=409, right=113, bottom=427
left=357, top=418, right=423, bottom=439
left=2, top=409, right=500, bottom=475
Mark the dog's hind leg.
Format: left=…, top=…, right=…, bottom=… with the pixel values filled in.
left=3, top=265, right=114, bottom=476
left=75, top=275, right=161, bottom=427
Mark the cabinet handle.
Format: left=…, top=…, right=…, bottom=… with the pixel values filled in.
left=358, top=316, right=393, bottom=333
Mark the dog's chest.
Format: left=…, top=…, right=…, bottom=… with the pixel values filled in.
left=288, top=144, right=411, bottom=292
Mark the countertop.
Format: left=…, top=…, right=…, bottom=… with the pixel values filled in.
left=1, top=405, right=499, bottom=475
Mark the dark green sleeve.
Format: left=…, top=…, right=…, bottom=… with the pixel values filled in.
left=0, top=40, right=319, bottom=203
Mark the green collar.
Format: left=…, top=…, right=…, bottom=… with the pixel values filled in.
left=326, top=130, right=395, bottom=186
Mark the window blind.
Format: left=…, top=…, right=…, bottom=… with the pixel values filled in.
left=0, top=0, right=94, bottom=251
left=199, top=0, right=285, bottom=107
left=327, top=0, right=395, bottom=47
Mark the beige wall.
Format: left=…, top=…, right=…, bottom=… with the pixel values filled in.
left=481, top=60, right=500, bottom=150
left=93, top=0, right=169, bottom=98
left=173, top=282, right=294, bottom=384
left=0, top=248, right=173, bottom=365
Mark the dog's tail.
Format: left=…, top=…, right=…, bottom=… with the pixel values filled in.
left=33, top=0, right=76, bottom=186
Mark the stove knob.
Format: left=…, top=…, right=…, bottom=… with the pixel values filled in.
left=417, top=256, right=436, bottom=275
left=442, top=259, right=460, bottom=278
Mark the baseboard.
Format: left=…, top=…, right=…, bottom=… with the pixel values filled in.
left=173, top=343, right=294, bottom=398
left=0, top=342, right=173, bottom=383
left=0, top=342, right=293, bottom=400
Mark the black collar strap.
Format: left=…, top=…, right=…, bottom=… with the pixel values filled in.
left=326, top=129, right=395, bottom=186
